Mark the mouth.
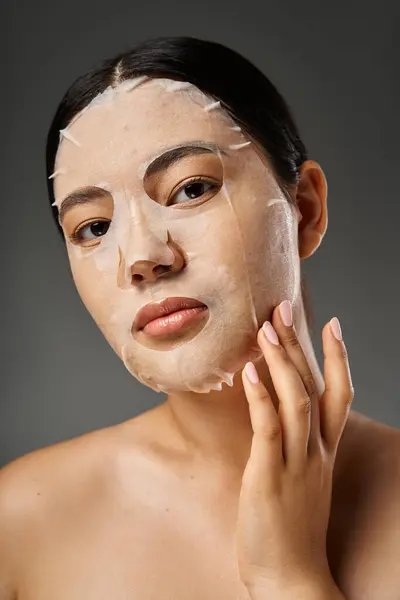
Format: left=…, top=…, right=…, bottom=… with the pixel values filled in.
left=134, top=296, right=209, bottom=339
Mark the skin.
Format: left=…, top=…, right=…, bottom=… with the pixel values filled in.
left=236, top=307, right=352, bottom=599
left=1, top=89, right=400, bottom=599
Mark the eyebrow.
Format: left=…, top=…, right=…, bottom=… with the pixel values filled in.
left=57, top=141, right=227, bottom=223
left=58, top=187, right=111, bottom=224
left=143, top=141, right=228, bottom=179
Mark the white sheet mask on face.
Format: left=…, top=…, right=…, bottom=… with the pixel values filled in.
left=52, top=76, right=302, bottom=394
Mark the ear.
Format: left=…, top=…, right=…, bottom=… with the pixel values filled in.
left=294, top=160, right=328, bottom=259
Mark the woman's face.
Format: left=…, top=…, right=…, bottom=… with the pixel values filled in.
left=52, top=77, right=302, bottom=394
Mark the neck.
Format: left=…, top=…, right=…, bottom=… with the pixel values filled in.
left=161, top=299, right=325, bottom=479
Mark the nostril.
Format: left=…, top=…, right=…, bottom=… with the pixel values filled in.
left=131, top=264, right=171, bottom=284
left=154, top=264, right=171, bottom=277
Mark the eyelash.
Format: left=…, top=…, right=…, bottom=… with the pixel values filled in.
left=69, top=176, right=220, bottom=244
left=168, top=176, right=220, bottom=205
left=69, top=219, right=110, bottom=244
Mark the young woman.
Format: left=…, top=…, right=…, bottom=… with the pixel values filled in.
left=0, top=36, right=398, bottom=600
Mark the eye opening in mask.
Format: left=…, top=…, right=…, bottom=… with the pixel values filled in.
left=143, top=143, right=225, bottom=206
left=167, top=176, right=222, bottom=208
left=69, top=218, right=111, bottom=247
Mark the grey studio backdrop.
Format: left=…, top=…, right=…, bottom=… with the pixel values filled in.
left=1, top=1, right=399, bottom=467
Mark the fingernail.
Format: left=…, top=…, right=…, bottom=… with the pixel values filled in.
left=262, top=321, right=280, bottom=345
left=279, top=300, right=293, bottom=327
left=330, top=317, right=342, bottom=341
left=245, top=361, right=259, bottom=384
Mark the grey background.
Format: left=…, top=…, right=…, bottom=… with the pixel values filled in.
left=1, top=1, right=399, bottom=467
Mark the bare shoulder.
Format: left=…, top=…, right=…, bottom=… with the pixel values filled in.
left=0, top=413, right=152, bottom=599
left=333, top=408, right=400, bottom=512
left=329, top=410, right=400, bottom=599
left=0, top=428, right=111, bottom=505
left=334, top=409, right=400, bottom=492
left=0, top=414, right=152, bottom=511
left=0, top=432, right=97, bottom=599
left=0, top=426, right=113, bottom=535
left=0, top=404, right=158, bottom=491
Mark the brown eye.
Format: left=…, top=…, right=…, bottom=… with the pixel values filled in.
left=169, top=178, right=220, bottom=206
left=71, top=220, right=111, bottom=245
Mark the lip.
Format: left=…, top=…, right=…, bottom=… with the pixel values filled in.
left=134, top=297, right=208, bottom=332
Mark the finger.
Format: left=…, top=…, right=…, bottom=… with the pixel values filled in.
left=271, top=301, right=321, bottom=457
left=257, top=321, right=310, bottom=472
left=242, top=361, right=284, bottom=489
left=319, top=318, right=354, bottom=452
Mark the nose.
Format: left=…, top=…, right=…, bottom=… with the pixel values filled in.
left=131, top=257, right=178, bottom=283
left=118, top=232, right=186, bottom=287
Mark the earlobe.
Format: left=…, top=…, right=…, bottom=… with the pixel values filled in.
left=295, top=160, right=328, bottom=260
left=298, top=230, right=324, bottom=259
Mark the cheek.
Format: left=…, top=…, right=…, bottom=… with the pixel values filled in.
left=234, top=199, right=300, bottom=320
left=68, top=251, right=116, bottom=326
left=244, top=205, right=288, bottom=265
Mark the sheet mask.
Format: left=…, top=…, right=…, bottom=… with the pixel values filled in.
left=52, top=77, right=302, bottom=394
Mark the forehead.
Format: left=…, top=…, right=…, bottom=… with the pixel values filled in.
left=53, top=79, right=241, bottom=201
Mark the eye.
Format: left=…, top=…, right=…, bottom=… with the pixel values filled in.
left=169, top=177, right=220, bottom=206
left=70, top=219, right=111, bottom=245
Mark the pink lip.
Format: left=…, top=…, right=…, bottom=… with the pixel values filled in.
left=134, top=297, right=208, bottom=332
left=140, top=306, right=208, bottom=338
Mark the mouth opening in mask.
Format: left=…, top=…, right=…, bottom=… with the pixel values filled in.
left=131, top=296, right=210, bottom=350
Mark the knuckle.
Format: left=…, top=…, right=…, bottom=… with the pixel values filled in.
left=257, top=389, right=271, bottom=403
left=297, top=394, right=312, bottom=415
left=283, top=330, right=300, bottom=349
left=260, top=423, right=282, bottom=442
left=302, top=372, right=317, bottom=398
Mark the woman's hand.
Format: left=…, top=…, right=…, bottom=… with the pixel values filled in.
left=236, top=300, right=354, bottom=599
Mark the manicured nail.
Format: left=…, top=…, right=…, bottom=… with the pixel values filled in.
left=262, top=321, right=280, bottom=345
left=279, top=300, right=293, bottom=327
left=330, top=317, right=342, bottom=341
left=245, top=361, right=259, bottom=384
